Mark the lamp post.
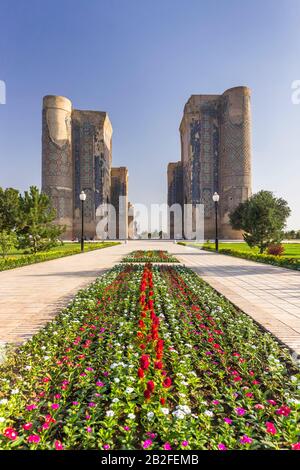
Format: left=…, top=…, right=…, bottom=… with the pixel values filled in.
left=79, top=190, right=86, bottom=252
left=212, top=192, right=220, bottom=252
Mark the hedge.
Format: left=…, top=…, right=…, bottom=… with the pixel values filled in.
left=0, top=242, right=120, bottom=272
left=178, top=243, right=300, bottom=271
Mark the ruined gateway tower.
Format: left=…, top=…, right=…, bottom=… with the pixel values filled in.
left=168, top=86, right=252, bottom=239
left=42, top=95, right=128, bottom=239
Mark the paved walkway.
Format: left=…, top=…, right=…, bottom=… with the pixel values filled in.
left=0, top=241, right=299, bottom=356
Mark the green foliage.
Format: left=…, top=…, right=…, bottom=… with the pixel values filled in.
left=17, top=186, right=64, bottom=253
left=0, top=187, right=20, bottom=231
left=0, top=230, right=17, bottom=258
left=229, top=190, right=291, bottom=253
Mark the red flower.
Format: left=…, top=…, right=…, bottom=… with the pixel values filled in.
left=291, top=442, right=300, bottom=450
left=160, top=397, right=166, bottom=405
left=140, top=354, right=150, bottom=370
left=163, top=377, right=172, bottom=388
left=54, top=440, right=64, bottom=450
left=147, top=380, right=155, bottom=392
left=138, top=320, right=146, bottom=329
left=266, top=422, right=277, bottom=435
left=23, top=422, right=33, bottom=431
left=138, top=368, right=145, bottom=379
left=154, top=361, right=163, bottom=370
left=4, top=427, right=18, bottom=441
left=144, top=389, right=151, bottom=400
left=276, top=405, right=291, bottom=417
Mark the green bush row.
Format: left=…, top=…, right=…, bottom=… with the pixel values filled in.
left=201, top=245, right=300, bottom=271
left=0, top=242, right=120, bottom=272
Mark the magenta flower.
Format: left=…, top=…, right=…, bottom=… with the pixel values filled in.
left=224, top=417, right=232, bottom=425
left=212, top=400, right=220, bottom=405
left=240, top=435, right=253, bottom=444
left=86, top=427, right=92, bottom=433
left=26, top=404, right=37, bottom=411
left=28, top=434, right=40, bottom=444
left=96, top=381, right=104, bottom=387
left=143, top=439, right=153, bottom=449
left=51, top=403, right=60, bottom=410
left=103, top=444, right=110, bottom=450
left=163, top=442, right=172, bottom=450
left=182, top=440, right=189, bottom=447
left=88, top=402, right=96, bottom=408
left=218, top=443, right=227, bottom=451
left=124, top=426, right=130, bottom=431
left=235, top=407, right=246, bottom=416
left=72, top=401, right=79, bottom=406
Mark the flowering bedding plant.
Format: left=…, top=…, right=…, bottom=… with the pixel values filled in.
left=121, top=250, right=179, bottom=263
left=0, top=263, right=299, bottom=450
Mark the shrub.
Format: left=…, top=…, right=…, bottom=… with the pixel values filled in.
left=267, top=244, right=285, bottom=256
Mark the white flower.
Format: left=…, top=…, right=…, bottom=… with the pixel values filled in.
left=290, top=376, right=297, bottom=382
left=172, top=409, right=185, bottom=419
left=161, top=408, right=169, bottom=415
left=128, top=413, right=136, bottom=420
left=0, top=399, right=8, bottom=405
left=44, top=356, right=50, bottom=360
left=204, top=410, right=213, bottom=417
left=112, top=398, right=119, bottom=403
left=0, top=417, right=5, bottom=422
left=125, top=387, right=134, bottom=394
left=11, top=389, right=19, bottom=395
left=114, top=378, right=120, bottom=383
left=106, top=410, right=114, bottom=417
left=147, top=412, right=154, bottom=419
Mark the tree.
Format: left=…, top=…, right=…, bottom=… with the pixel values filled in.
left=0, top=187, right=20, bottom=231
left=0, top=230, right=17, bottom=257
left=229, top=190, right=291, bottom=253
left=17, top=186, right=64, bottom=253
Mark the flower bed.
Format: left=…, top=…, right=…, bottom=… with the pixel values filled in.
left=121, top=250, right=179, bottom=263
left=0, top=264, right=299, bottom=450
left=0, top=242, right=120, bottom=272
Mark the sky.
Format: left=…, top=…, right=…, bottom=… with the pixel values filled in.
left=0, top=0, right=300, bottom=229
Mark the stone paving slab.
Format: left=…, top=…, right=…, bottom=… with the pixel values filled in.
left=0, top=241, right=300, bottom=358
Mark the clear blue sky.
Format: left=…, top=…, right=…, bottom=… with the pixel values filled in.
left=0, top=0, right=300, bottom=229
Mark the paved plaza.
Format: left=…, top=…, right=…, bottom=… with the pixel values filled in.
left=0, top=241, right=299, bottom=355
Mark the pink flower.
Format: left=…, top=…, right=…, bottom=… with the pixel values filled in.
left=88, top=402, right=96, bottom=408
left=268, top=399, right=277, bottom=406
left=28, top=434, right=40, bottom=444
left=240, top=435, right=253, bottom=445
left=26, top=404, right=37, bottom=411
left=163, top=442, right=172, bottom=450
left=276, top=405, right=291, bottom=417
left=266, top=422, right=277, bottom=435
left=291, top=442, right=300, bottom=450
left=218, top=443, right=227, bottom=450
left=51, top=403, right=60, bottom=410
left=42, top=423, right=49, bottom=430
left=23, top=422, right=33, bottom=431
left=224, top=417, right=232, bottom=425
left=54, top=440, right=63, bottom=450
left=72, top=401, right=79, bottom=406
left=4, top=427, right=18, bottom=441
left=54, top=394, right=61, bottom=399
left=103, top=444, right=110, bottom=450
left=96, top=381, right=104, bottom=387
left=124, top=426, right=130, bottom=431
left=143, top=439, right=153, bottom=449
left=254, top=404, right=264, bottom=410
left=182, top=440, right=189, bottom=447
left=235, top=407, right=246, bottom=416
left=212, top=400, right=220, bottom=405
left=86, top=427, right=92, bottom=433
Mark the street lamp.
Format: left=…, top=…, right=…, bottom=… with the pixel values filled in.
left=79, top=190, right=87, bottom=252
left=212, top=192, right=220, bottom=252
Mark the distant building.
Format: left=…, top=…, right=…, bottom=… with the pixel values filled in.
left=110, top=167, right=128, bottom=239
left=167, top=162, right=183, bottom=238
left=168, top=86, right=252, bottom=239
left=42, top=95, right=129, bottom=239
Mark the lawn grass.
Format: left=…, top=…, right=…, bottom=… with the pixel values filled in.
left=183, top=242, right=300, bottom=259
